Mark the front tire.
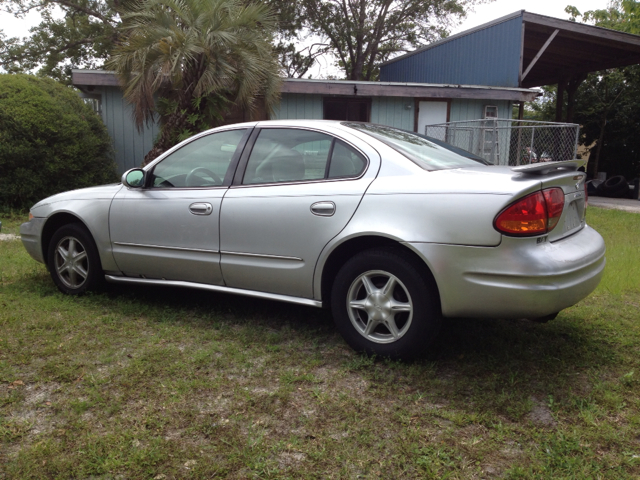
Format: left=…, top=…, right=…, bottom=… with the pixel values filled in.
left=331, top=248, right=441, bottom=359
left=47, top=223, right=103, bottom=295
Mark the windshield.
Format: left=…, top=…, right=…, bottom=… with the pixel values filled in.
left=343, top=122, right=487, bottom=171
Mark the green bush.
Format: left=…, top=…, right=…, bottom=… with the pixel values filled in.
left=0, top=74, right=118, bottom=209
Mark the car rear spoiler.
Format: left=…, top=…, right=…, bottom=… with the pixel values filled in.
left=511, top=159, right=587, bottom=175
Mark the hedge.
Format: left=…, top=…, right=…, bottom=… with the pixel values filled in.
left=0, top=74, right=118, bottom=209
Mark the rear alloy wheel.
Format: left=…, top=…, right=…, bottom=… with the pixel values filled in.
left=347, top=270, right=413, bottom=344
left=331, top=248, right=441, bottom=359
left=48, top=223, right=103, bottom=295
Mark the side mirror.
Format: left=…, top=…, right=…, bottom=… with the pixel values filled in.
left=122, top=168, right=145, bottom=188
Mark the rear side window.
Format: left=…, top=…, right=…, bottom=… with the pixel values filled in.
left=242, top=128, right=367, bottom=185
left=329, top=141, right=366, bottom=178
left=344, top=122, right=485, bottom=171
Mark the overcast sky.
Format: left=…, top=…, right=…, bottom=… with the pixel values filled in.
left=451, top=0, right=610, bottom=34
left=0, top=0, right=612, bottom=39
left=0, top=0, right=613, bottom=76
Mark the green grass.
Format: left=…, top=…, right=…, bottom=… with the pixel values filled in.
left=1, top=208, right=639, bottom=479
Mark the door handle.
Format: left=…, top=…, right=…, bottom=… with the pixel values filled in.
left=310, top=201, right=336, bottom=216
left=189, top=202, right=213, bottom=215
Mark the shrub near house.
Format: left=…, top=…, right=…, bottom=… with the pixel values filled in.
left=0, top=74, right=117, bottom=209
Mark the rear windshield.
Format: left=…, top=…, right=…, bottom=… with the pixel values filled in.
left=343, top=122, right=486, bottom=171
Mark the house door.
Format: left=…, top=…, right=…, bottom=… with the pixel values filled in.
left=417, top=101, right=448, bottom=139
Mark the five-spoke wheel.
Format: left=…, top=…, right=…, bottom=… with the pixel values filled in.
left=48, top=223, right=103, bottom=295
left=331, top=248, right=440, bottom=359
left=347, top=270, right=413, bottom=344
left=53, top=235, right=89, bottom=289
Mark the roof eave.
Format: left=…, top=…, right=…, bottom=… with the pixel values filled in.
left=70, top=70, right=540, bottom=102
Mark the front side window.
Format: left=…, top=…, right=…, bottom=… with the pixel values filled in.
left=150, top=129, right=246, bottom=188
left=242, top=128, right=367, bottom=185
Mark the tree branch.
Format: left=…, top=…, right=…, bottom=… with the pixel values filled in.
left=54, top=0, right=114, bottom=25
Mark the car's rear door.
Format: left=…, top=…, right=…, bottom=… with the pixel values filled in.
left=219, top=125, right=380, bottom=299
left=109, top=127, right=251, bottom=284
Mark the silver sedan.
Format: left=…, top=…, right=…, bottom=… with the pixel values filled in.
left=20, top=120, right=606, bottom=358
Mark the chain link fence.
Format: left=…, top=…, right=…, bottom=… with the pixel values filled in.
left=425, top=119, right=580, bottom=166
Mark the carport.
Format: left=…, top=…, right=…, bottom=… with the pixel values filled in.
left=519, top=11, right=640, bottom=122
left=380, top=10, right=640, bottom=122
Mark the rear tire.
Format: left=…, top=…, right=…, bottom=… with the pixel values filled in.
left=331, top=248, right=441, bottom=360
left=47, top=223, right=103, bottom=295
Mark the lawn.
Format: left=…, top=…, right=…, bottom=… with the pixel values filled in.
left=1, top=208, right=639, bottom=479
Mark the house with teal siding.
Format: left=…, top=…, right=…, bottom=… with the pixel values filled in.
left=72, top=71, right=538, bottom=173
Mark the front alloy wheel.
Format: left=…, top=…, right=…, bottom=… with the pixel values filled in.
left=53, top=236, right=89, bottom=289
left=48, top=223, right=103, bottom=295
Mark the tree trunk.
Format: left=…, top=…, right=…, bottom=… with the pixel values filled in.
left=142, top=98, right=193, bottom=165
left=141, top=69, right=201, bottom=165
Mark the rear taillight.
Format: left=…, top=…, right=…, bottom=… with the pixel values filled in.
left=543, top=188, right=564, bottom=230
left=494, top=187, right=565, bottom=236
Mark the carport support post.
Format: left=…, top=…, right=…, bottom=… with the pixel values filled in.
left=555, top=78, right=567, bottom=123
left=566, top=74, right=587, bottom=124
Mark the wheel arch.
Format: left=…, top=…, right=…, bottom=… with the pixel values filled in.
left=319, top=235, right=441, bottom=314
left=41, top=212, right=93, bottom=265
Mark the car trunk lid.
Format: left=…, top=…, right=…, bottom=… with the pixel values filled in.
left=511, top=161, right=587, bottom=242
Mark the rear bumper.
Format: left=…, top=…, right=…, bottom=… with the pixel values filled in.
left=408, top=225, right=606, bottom=319
left=20, top=218, right=46, bottom=264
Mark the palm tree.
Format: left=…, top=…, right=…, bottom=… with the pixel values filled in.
left=107, top=0, right=282, bottom=164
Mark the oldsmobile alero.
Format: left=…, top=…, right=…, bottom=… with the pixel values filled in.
left=20, top=120, right=606, bottom=358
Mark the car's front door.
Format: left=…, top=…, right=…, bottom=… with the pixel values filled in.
left=109, top=127, right=250, bottom=284
left=219, top=126, right=379, bottom=299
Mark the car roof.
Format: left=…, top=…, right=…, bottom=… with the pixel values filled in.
left=224, top=120, right=487, bottom=164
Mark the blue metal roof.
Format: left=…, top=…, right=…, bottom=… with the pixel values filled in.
left=380, top=13, right=524, bottom=88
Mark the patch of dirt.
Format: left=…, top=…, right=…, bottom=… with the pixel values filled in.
left=0, top=233, right=19, bottom=241
left=4, top=383, right=62, bottom=455
left=482, top=465, right=502, bottom=477
left=277, top=451, right=306, bottom=469
left=251, top=386, right=278, bottom=395
left=22, top=382, right=62, bottom=406
left=327, top=371, right=369, bottom=396
left=476, top=439, right=527, bottom=478
left=527, top=397, right=557, bottom=427
left=329, top=431, right=349, bottom=441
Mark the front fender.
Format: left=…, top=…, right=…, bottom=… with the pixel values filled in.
left=23, top=184, right=123, bottom=271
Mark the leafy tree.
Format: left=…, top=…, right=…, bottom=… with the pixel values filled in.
left=0, top=0, right=125, bottom=82
left=263, top=1, right=328, bottom=78
left=570, top=1, right=640, bottom=179
left=266, top=0, right=488, bottom=81
left=0, top=73, right=117, bottom=209
left=579, top=66, right=640, bottom=180
left=566, top=0, right=640, bottom=33
left=107, top=0, right=282, bottom=164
